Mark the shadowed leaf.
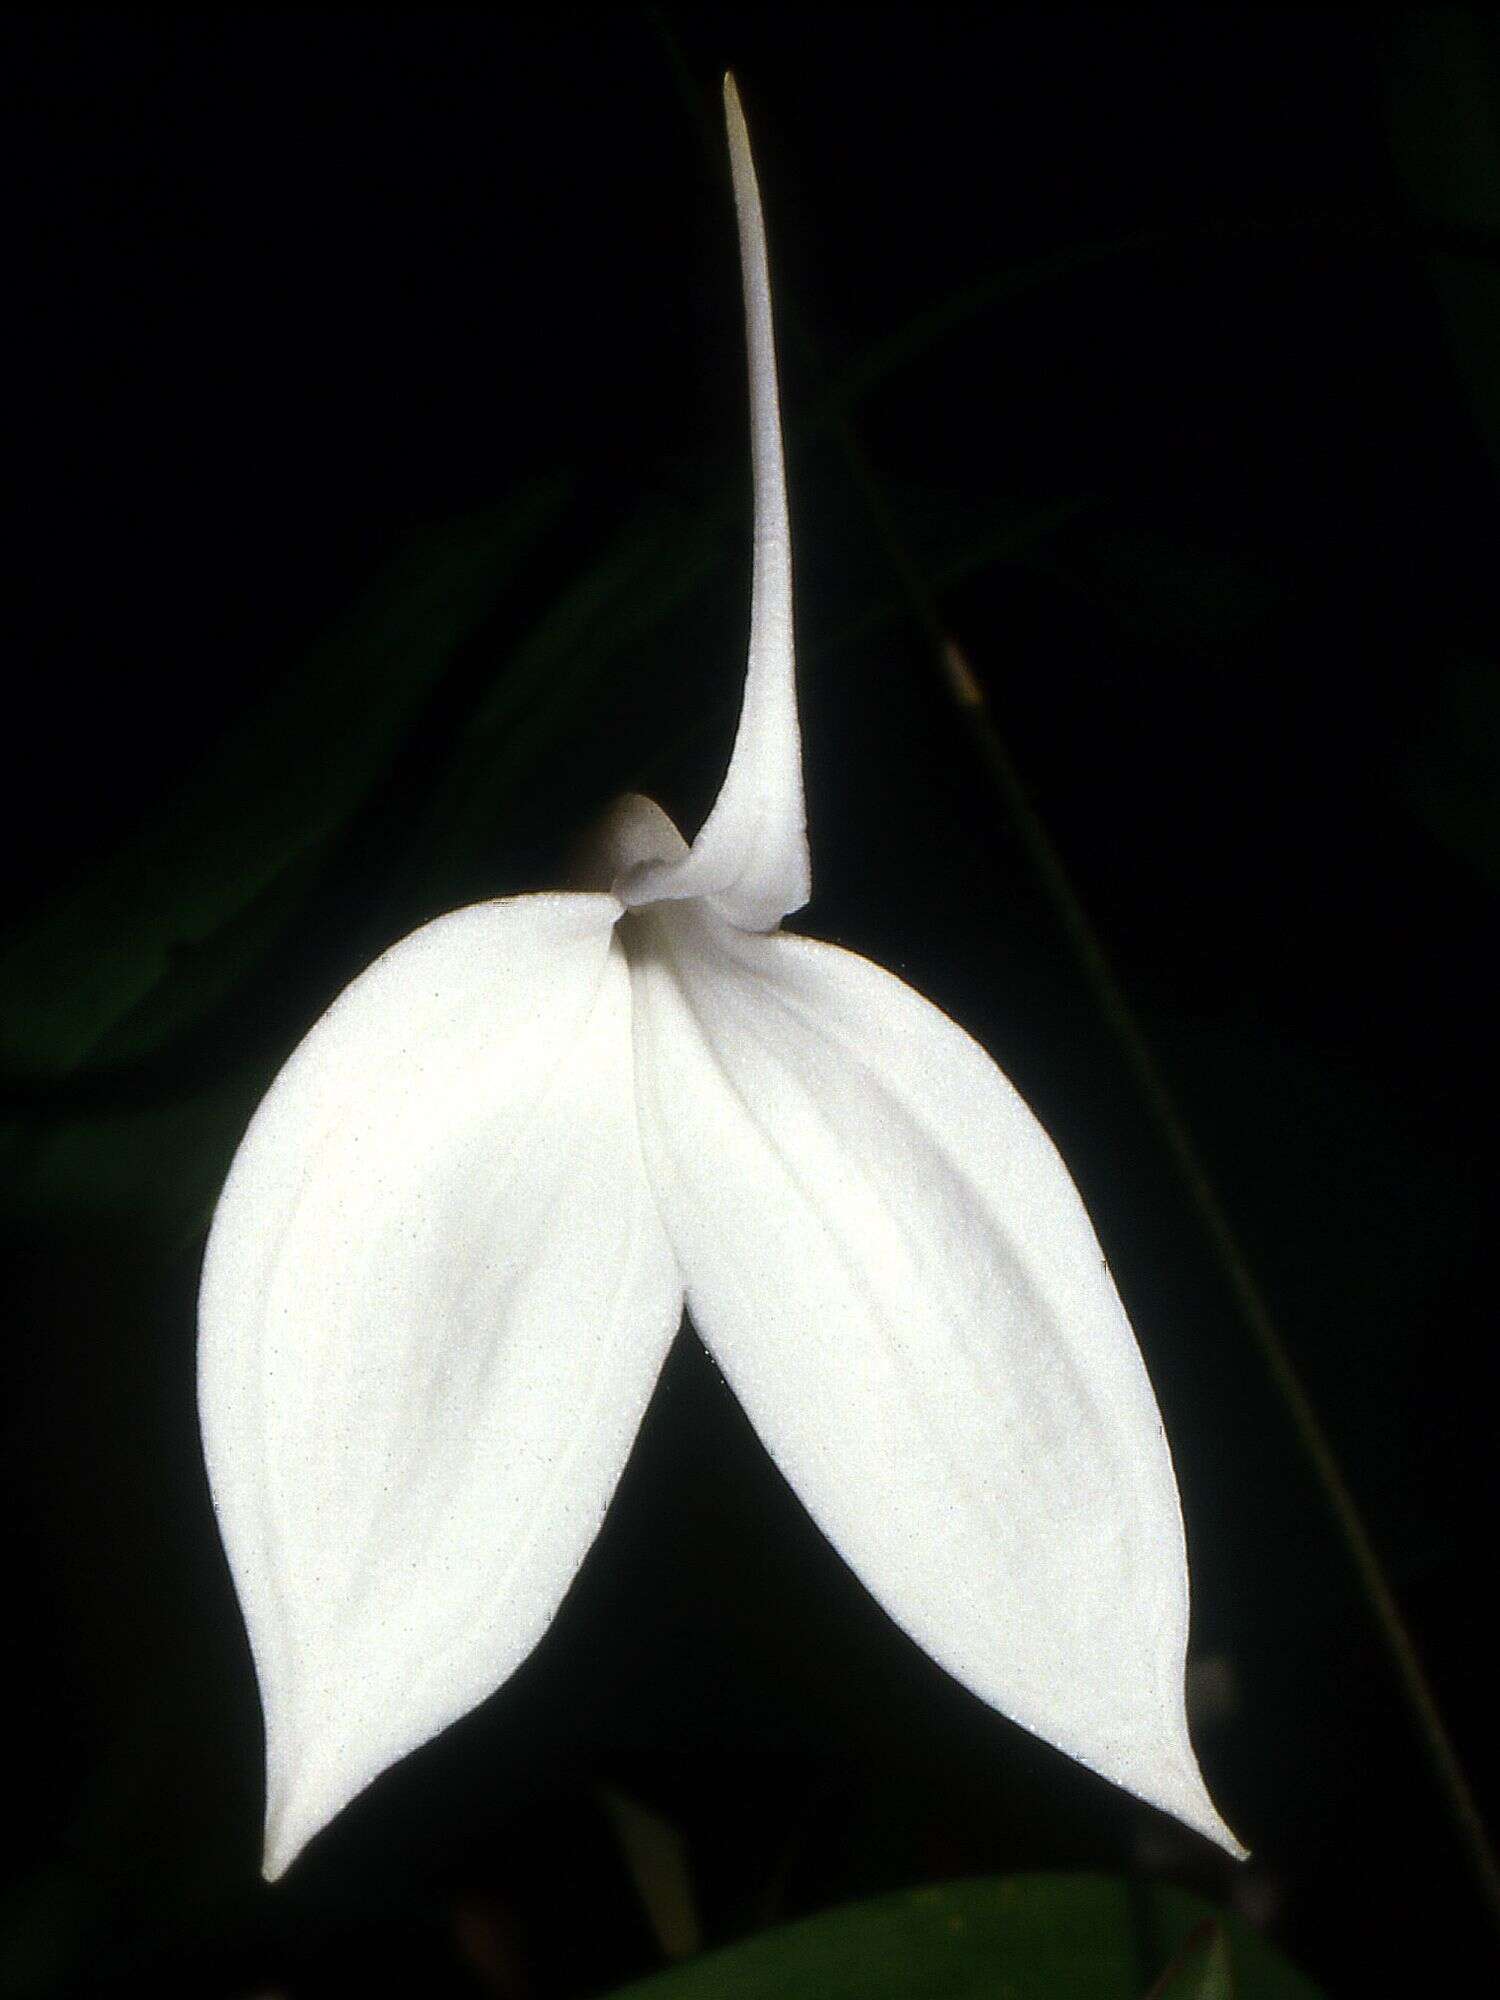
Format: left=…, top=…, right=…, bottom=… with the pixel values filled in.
left=603, top=1875, right=1321, bottom=2000
left=0, top=480, right=568, bottom=1086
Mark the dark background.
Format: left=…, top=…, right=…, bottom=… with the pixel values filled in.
left=2, top=8, right=1497, bottom=1996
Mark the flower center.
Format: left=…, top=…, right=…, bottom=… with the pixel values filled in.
left=571, top=791, right=691, bottom=907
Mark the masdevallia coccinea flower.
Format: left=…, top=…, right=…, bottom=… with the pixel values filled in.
left=199, top=76, right=1244, bottom=1881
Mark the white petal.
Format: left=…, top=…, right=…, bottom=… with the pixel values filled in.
left=625, top=903, right=1242, bottom=1855
left=619, top=77, right=810, bottom=932
left=198, top=893, right=683, bottom=1878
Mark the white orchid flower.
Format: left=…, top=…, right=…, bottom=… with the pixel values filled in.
left=199, top=76, right=1243, bottom=1882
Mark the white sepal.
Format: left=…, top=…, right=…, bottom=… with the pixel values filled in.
left=625, top=902, right=1243, bottom=1856
left=198, top=893, right=683, bottom=1878
left=618, top=76, right=810, bottom=933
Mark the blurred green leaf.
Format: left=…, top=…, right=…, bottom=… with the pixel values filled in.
left=1400, top=651, right=1500, bottom=884
left=0, top=479, right=568, bottom=1085
left=1, top=1066, right=266, bottom=1243
left=1146, top=1920, right=1236, bottom=2000
left=604, top=1875, right=1322, bottom=2000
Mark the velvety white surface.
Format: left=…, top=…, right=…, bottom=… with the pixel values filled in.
left=199, top=894, right=683, bottom=1877
left=626, top=902, right=1243, bottom=1857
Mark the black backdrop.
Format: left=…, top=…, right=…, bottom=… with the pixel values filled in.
left=2, top=10, right=1496, bottom=1997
